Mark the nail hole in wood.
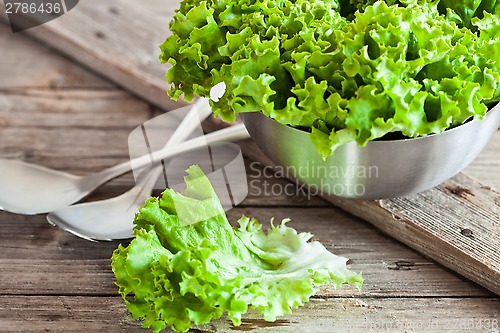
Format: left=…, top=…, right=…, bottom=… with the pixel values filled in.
left=460, top=228, right=474, bottom=238
left=95, top=31, right=106, bottom=39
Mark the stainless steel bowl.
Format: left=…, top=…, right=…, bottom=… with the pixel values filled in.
left=241, top=103, right=500, bottom=199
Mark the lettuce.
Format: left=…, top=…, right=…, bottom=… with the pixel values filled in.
left=160, top=0, right=500, bottom=157
left=111, top=165, right=363, bottom=332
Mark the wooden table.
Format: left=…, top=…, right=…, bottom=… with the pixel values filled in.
left=1, top=7, right=499, bottom=333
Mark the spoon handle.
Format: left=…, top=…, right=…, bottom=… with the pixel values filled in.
left=90, top=83, right=230, bottom=188
left=149, top=123, right=250, bottom=164
left=92, top=122, right=250, bottom=185
left=132, top=98, right=213, bottom=199
left=164, top=98, right=213, bottom=147
left=90, top=98, right=210, bottom=185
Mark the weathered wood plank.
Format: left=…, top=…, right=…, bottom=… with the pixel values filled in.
left=0, top=207, right=494, bottom=298
left=0, top=0, right=186, bottom=110
left=322, top=176, right=500, bottom=295
left=462, top=131, right=500, bottom=191
left=0, top=95, right=153, bottom=175
left=0, top=24, right=114, bottom=89
left=0, top=295, right=498, bottom=332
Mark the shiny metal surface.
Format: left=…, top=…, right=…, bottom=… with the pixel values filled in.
left=241, top=103, right=500, bottom=199
left=0, top=98, right=211, bottom=215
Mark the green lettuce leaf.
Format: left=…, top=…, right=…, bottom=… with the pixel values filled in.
left=111, top=165, right=363, bottom=332
left=160, top=0, right=500, bottom=158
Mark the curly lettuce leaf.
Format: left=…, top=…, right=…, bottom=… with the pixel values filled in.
left=111, top=165, right=363, bottom=332
left=339, top=0, right=500, bottom=25
left=160, top=0, right=500, bottom=157
left=437, top=0, right=500, bottom=28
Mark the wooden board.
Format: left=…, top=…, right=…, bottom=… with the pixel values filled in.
left=1, top=206, right=495, bottom=298
left=0, top=23, right=499, bottom=332
left=0, top=0, right=185, bottom=110
left=325, top=176, right=500, bottom=295
left=0, top=296, right=498, bottom=332
left=1, top=0, right=499, bottom=295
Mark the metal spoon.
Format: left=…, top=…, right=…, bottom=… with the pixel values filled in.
left=46, top=166, right=164, bottom=241
left=0, top=82, right=227, bottom=216
left=0, top=97, right=209, bottom=215
left=45, top=124, right=249, bottom=241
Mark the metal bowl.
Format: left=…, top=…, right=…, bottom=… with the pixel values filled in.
left=241, top=103, right=500, bottom=199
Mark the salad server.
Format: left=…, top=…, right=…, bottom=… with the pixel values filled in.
left=0, top=84, right=234, bottom=215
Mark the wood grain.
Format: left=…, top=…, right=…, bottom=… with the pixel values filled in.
left=325, top=183, right=499, bottom=295
left=0, top=20, right=113, bottom=90
left=0, top=296, right=498, bottom=333
left=0, top=7, right=499, bottom=333
left=0, top=0, right=185, bottom=110
left=1, top=205, right=495, bottom=298
left=463, top=131, right=500, bottom=189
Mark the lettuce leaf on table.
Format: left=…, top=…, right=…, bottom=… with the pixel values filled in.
left=111, top=165, right=363, bottom=332
left=160, top=0, right=500, bottom=158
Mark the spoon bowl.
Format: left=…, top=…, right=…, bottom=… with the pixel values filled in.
left=0, top=160, right=95, bottom=215
left=46, top=167, right=157, bottom=241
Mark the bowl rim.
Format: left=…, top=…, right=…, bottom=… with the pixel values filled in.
left=251, top=102, right=500, bottom=145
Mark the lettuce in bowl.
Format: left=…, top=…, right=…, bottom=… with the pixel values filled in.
left=160, top=0, right=500, bottom=157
